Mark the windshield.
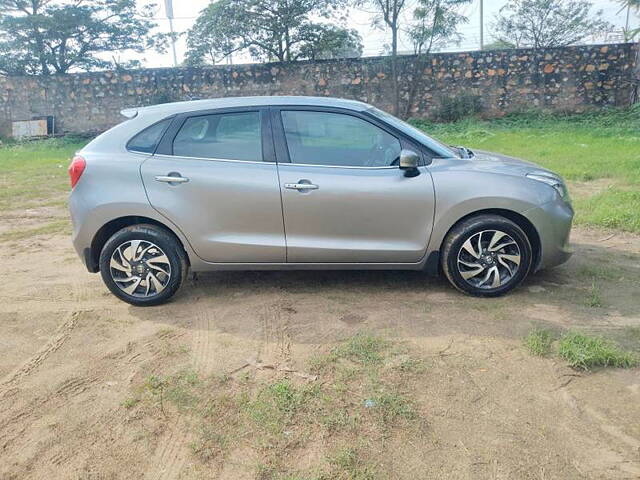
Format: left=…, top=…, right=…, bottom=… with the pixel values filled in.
left=367, top=107, right=460, bottom=158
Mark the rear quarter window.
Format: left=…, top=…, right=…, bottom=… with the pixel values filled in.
left=127, top=118, right=173, bottom=153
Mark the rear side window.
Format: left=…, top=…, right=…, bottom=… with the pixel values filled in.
left=127, top=118, right=172, bottom=153
left=173, top=111, right=262, bottom=161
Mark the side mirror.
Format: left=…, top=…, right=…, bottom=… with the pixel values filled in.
left=399, top=149, right=420, bottom=177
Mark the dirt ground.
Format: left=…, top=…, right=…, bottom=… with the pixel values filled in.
left=1, top=204, right=639, bottom=479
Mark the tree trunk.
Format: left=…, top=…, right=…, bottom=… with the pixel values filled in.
left=391, top=24, right=399, bottom=116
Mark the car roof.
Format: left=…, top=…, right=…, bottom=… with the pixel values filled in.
left=124, top=96, right=372, bottom=118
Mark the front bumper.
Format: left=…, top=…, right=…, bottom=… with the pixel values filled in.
left=523, top=198, right=574, bottom=271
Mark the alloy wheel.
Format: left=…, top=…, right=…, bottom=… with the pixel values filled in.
left=456, top=230, right=521, bottom=289
left=109, top=240, right=171, bottom=297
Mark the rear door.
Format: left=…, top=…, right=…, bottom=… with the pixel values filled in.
left=273, top=107, right=435, bottom=263
left=140, top=108, right=286, bottom=263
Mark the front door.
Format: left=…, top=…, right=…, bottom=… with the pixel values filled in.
left=141, top=109, right=285, bottom=263
left=274, top=109, right=435, bottom=263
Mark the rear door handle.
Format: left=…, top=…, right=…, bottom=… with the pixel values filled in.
left=155, top=174, right=189, bottom=184
left=284, top=182, right=318, bottom=190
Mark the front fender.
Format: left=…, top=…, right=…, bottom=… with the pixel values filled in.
left=425, top=167, right=554, bottom=257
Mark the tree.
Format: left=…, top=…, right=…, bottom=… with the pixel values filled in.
left=185, top=0, right=362, bottom=65
left=297, top=24, right=363, bottom=60
left=408, top=0, right=469, bottom=55
left=0, top=0, right=159, bottom=75
left=356, top=0, right=410, bottom=115
left=357, top=0, right=468, bottom=116
left=493, top=0, right=613, bottom=49
left=618, top=0, right=640, bottom=41
left=404, top=0, right=471, bottom=118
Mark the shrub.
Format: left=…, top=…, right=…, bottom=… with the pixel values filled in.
left=435, top=94, right=483, bottom=122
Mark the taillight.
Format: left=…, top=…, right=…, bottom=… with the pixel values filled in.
left=68, top=155, right=86, bottom=188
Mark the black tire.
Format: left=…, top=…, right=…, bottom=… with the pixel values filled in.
left=441, top=214, right=532, bottom=297
left=99, top=224, right=188, bottom=306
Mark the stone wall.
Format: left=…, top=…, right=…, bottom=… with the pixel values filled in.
left=0, top=43, right=637, bottom=136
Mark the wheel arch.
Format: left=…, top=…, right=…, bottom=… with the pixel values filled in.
left=88, top=216, right=190, bottom=273
left=438, top=208, right=542, bottom=272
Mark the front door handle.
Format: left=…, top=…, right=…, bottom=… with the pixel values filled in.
left=155, top=174, right=189, bottom=184
left=284, top=182, right=319, bottom=191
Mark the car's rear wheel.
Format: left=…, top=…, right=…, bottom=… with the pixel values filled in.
left=441, top=214, right=532, bottom=297
left=99, top=224, right=187, bottom=306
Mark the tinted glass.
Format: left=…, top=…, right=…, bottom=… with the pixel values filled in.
left=281, top=111, right=401, bottom=167
left=127, top=118, right=172, bottom=153
left=368, top=107, right=459, bottom=158
left=173, top=111, right=261, bottom=161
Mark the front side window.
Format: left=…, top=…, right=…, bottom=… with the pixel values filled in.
left=281, top=111, right=401, bottom=167
left=173, top=111, right=261, bottom=161
left=367, top=107, right=458, bottom=158
left=127, top=118, right=172, bottom=153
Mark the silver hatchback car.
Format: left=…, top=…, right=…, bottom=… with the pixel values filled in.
left=68, top=96, right=573, bottom=306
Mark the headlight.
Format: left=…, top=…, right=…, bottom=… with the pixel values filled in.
left=526, top=172, right=571, bottom=203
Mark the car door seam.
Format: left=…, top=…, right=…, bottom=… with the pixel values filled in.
left=269, top=106, right=289, bottom=262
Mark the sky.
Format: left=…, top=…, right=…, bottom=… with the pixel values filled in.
left=139, top=0, right=639, bottom=68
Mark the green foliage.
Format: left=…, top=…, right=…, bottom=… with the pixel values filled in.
left=245, top=380, right=319, bottom=433
left=325, top=332, right=389, bottom=367
left=185, top=0, right=362, bottom=65
left=367, top=389, right=416, bottom=426
left=524, top=329, right=555, bottom=356
left=558, top=332, right=638, bottom=370
left=524, top=328, right=638, bottom=370
left=435, top=94, right=483, bottom=122
left=586, top=280, right=604, bottom=308
left=575, top=188, right=640, bottom=232
left=483, top=39, right=517, bottom=50
left=0, top=0, right=159, bottom=75
left=492, top=0, right=613, bottom=48
left=408, top=0, right=471, bottom=55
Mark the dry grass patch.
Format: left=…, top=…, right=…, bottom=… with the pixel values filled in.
left=125, top=333, right=426, bottom=479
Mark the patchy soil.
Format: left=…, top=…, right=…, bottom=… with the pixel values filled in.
left=1, top=205, right=639, bottom=479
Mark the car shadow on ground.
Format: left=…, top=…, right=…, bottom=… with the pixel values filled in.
left=127, top=238, right=640, bottom=345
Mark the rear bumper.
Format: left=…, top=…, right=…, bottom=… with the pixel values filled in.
left=523, top=198, right=574, bottom=271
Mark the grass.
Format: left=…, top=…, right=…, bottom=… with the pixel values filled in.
left=129, top=333, right=423, bottom=479
left=524, top=328, right=555, bottom=356
left=0, top=137, right=86, bottom=210
left=321, top=332, right=389, bottom=367
left=558, top=332, right=638, bottom=370
left=411, top=105, right=640, bottom=232
left=0, top=218, right=70, bottom=242
left=586, top=281, right=604, bottom=308
left=524, top=328, right=638, bottom=370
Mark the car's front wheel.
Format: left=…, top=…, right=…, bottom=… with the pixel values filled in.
left=99, top=224, right=188, bottom=306
left=441, top=214, right=532, bottom=297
